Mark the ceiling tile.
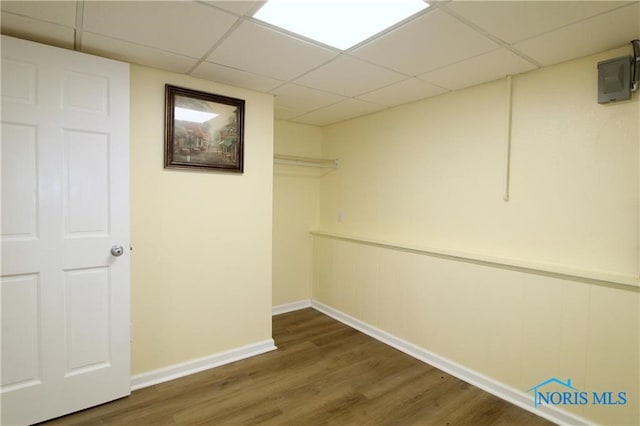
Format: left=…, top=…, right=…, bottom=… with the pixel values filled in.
left=83, top=1, right=237, bottom=59
left=207, top=21, right=338, bottom=80
left=445, top=1, right=631, bottom=44
left=1, top=12, right=75, bottom=50
left=293, top=99, right=387, bottom=126
left=191, top=61, right=283, bottom=92
left=204, top=1, right=265, bottom=17
left=357, top=78, right=447, bottom=107
left=4, top=0, right=637, bottom=127
left=513, top=3, right=640, bottom=66
left=351, top=9, right=499, bottom=76
left=419, top=48, right=538, bottom=91
left=81, top=33, right=199, bottom=74
left=0, top=1, right=76, bottom=26
left=271, top=84, right=346, bottom=113
left=294, top=55, right=406, bottom=97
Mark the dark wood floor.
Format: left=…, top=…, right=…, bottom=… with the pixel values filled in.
left=43, top=308, right=552, bottom=425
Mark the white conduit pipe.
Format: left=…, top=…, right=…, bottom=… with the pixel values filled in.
left=503, top=75, right=513, bottom=202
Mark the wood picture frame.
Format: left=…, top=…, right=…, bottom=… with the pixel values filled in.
left=165, top=84, right=245, bottom=173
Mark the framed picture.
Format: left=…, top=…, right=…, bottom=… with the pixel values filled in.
left=165, top=85, right=245, bottom=173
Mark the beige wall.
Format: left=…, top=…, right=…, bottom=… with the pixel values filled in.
left=320, top=46, right=638, bottom=276
left=315, top=46, right=639, bottom=425
left=130, top=65, right=274, bottom=374
left=272, top=120, right=322, bottom=306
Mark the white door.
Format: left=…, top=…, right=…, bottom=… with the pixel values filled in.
left=1, top=35, right=130, bottom=425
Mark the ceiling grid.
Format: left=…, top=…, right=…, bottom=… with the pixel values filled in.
left=1, top=0, right=638, bottom=126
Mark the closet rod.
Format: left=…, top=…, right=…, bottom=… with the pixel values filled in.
left=273, top=154, right=339, bottom=169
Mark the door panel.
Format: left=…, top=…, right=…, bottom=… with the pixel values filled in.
left=63, top=130, right=110, bottom=236
left=0, top=58, right=37, bottom=105
left=64, top=267, right=110, bottom=375
left=1, top=123, right=38, bottom=240
left=1, top=274, right=41, bottom=390
left=1, top=35, right=130, bottom=426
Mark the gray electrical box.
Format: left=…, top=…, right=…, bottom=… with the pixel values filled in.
left=597, top=56, right=631, bottom=104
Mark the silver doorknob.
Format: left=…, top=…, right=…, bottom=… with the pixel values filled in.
left=111, top=245, right=124, bottom=257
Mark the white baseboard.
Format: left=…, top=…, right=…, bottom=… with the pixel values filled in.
left=310, top=300, right=591, bottom=426
left=130, top=339, right=277, bottom=391
left=272, top=299, right=312, bottom=316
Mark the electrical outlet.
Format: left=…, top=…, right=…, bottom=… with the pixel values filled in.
left=338, top=210, right=344, bottom=222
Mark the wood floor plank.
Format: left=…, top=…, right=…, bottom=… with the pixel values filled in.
left=41, top=308, right=552, bottom=425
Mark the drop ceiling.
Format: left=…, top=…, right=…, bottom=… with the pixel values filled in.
left=2, top=1, right=639, bottom=126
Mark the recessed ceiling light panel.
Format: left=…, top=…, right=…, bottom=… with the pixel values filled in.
left=253, top=0, right=429, bottom=51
